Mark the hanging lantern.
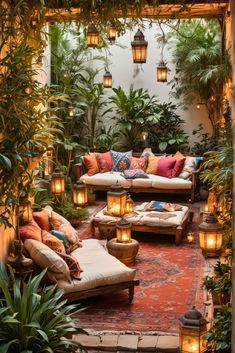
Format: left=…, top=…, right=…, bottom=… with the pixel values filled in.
left=19, top=197, right=33, bottom=226
left=107, top=21, right=117, bottom=42
left=125, top=194, right=134, bottom=215
left=157, top=61, right=168, bottom=82
left=103, top=69, right=112, bottom=88
left=131, top=29, right=148, bottom=64
left=199, top=214, right=223, bottom=257
left=116, top=218, right=132, bottom=243
left=68, top=106, right=75, bottom=117
left=179, top=306, right=207, bottom=353
left=44, top=144, right=54, bottom=175
left=73, top=181, right=88, bottom=207
left=51, top=167, right=65, bottom=196
left=141, top=131, right=148, bottom=141
left=107, top=182, right=127, bottom=217
left=86, top=24, right=99, bottom=48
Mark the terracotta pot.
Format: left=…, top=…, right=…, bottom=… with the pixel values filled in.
left=212, top=291, right=231, bottom=305
left=67, top=218, right=81, bottom=228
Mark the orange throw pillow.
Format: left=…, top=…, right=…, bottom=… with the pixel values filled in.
left=33, top=210, right=50, bottom=231
left=83, top=153, right=99, bottom=176
left=174, top=151, right=185, bottom=159
left=20, top=219, right=42, bottom=242
left=146, top=156, right=162, bottom=174
left=129, top=156, right=147, bottom=171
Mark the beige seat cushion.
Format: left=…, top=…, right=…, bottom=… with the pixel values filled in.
left=150, top=175, right=192, bottom=190
left=80, top=172, right=132, bottom=188
left=57, top=239, right=136, bottom=294
left=24, top=239, right=71, bottom=284
left=132, top=177, right=152, bottom=188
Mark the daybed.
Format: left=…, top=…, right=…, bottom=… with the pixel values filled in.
left=75, top=150, right=203, bottom=203
left=21, top=206, right=139, bottom=303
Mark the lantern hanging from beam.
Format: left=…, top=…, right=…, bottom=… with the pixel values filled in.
left=116, top=218, right=132, bottom=243
left=86, top=24, right=99, bottom=48
left=107, top=21, right=117, bottom=42
left=131, top=29, right=148, bottom=64
left=103, top=69, right=112, bottom=88
left=157, top=61, right=168, bottom=82
left=73, top=181, right=88, bottom=207
left=199, top=214, right=223, bottom=257
left=107, top=182, right=127, bottom=217
left=179, top=306, right=207, bottom=353
left=51, top=167, right=65, bottom=196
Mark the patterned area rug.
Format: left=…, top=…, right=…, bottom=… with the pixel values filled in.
left=75, top=201, right=206, bottom=333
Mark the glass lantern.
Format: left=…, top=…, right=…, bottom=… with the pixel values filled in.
left=131, top=29, right=148, bottom=63
left=103, top=70, right=112, bottom=88
left=157, top=61, right=168, bottom=82
left=86, top=24, right=99, bottom=48
left=73, top=181, right=88, bottom=207
left=199, top=214, right=223, bottom=257
left=107, top=21, right=117, bottom=42
left=107, top=182, right=127, bottom=217
left=19, top=197, right=33, bottom=226
left=51, top=167, right=65, bottom=196
left=125, top=194, right=134, bottom=215
left=179, top=306, right=207, bottom=353
left=116, top=218, right=132, bottom=243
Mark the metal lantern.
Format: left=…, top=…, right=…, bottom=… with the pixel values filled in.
left=19, top=197, right=33, bottom=226
left=51, top=167, right=65, bottom=196
left=187, top=232, right=195, bottom=243
left=125, top=194, right=134, bottom=214
left=179, top=306, right=207, bottom=353
left=141, top=131, right=148, bottom=141
left=199, top=214, right=223, bottom=257
left=131, top=29, right=148, bottom=64
left=103, top=69, right=112, bottom=88
left=86, top=24, right=99, bottom=48
left=107, top=182, right=127, bottom=217
left=73, top=181, right=88, bottom=207
left=68, top=106, right=75, bottom=117
left=107, top=21, right=117, bottom=42
left=44, top=144, right=54, bottom=175
left=157, top=61, right=168, bottom=82
left=116, top=218, right=132, bottom=243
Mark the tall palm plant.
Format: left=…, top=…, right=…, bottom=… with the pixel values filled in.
left=168, top=19, right=232, bottom=138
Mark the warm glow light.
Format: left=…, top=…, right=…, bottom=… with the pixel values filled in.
left=68, top=106, right=75, bottom=116
left=187, top=233, right=195, bottom=243
left=157, top=61, right=168, bottom=82
left=199, top=214, right=223, bottom=257
left=86, top=24, right=99, bottom=48
left=107, top=21, right=117, bottom=42
left=196, top=104, right=201, bottom=109
left=103, top=70, right=112, bottom=88
left=116, top=218, right=132, bottom=243
left=204, top=204, right=208, bottom=212
left=107, top=183, right=127, bottom=217
left=51, top=168, right=65, bottom=196
left=141, top=131, right=148, bottom=141
left=73, top=181, right=88, bottom=207
left=131, top=29, right=148, bottom=64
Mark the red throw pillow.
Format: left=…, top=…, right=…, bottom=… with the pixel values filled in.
left=96, top=151, right=112, bottom=172
left=20, top=219, right=42, bottom=242
left=33, top=210, right=50, bottom=231
left=172, top=158, right=186, bottom=177
left=83, top=154, right=99, bottom=176
left=156, top=156, right=177, bottom=178
left=129, top=156, right=147, bottom=171
left=56, top=252, right=83, bottom=280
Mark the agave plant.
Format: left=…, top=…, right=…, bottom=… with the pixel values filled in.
left=0, top=267, right=86, bottom=353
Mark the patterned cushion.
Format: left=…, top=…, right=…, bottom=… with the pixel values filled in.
left=178, top=157, right=196, bottom=179
left=33, top=210, right=50, bottom=231
left=96, top=151, right=112, bottom=172
left=50, top=211, right=79, bottom=245
left=111, top=150, right=132, bottom=171
left=83, top=153, right=99, bottom=176
left=20, top=219, right=42, bottom=242
left=129, top=156, right=147, bottom=171
left=50, top=230, right=70, bottom=248
left=122, top=169, right=149, bottom=179
left=146, top=156, right=163, bottom=174
left=56, top=252, right=83, bottom=280
left=144, top=201, right=183, bottom=212
left=42, top=230, right=65, bottom=254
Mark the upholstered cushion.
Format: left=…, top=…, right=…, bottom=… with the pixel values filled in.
left=20, top=219, right=42, bottom=242
left=156, top=156, right=185, bottom=178
left=150, top=175, right=192, bottom=189
left=50, top=211, right=79, bottom=245
left=83, top=153, right=99, bottom=176
left=33, top=210, right=50, bottom=231
left=129, top=156, right=147, bottom=171
left=178, top=157, right=196, bottom=179
left=42, top=230, right=65, bottom=254
left=80, top=171, right=132, bottom=188
left=122, top=169, right=149, bottom=179
left=111, top=150, right=132, bottom=171
left=173, top=158, right=186, bottom=177
left=146, top=156, right=162, bottom=174
left=144, top=201, right=183, bottom=212
left=56, top=252, right=83, bottom=280
left=141, top=147, right=155, bottom=158
left=96, top=151, right=112, bottom=172
left=50, top=230, right=70, bottom=248
left=24, top=239, right=71, bottom=284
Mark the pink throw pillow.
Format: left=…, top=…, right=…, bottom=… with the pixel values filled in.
left=129, top=156, right=147, bottom=171
left=156, top=156, right=177, bottom=178
left=20, top=219, right=42, bottom=242
left=96, top=151, right=112, bottom=172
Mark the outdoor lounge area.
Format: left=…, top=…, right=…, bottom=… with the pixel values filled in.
left=0, top=1, right=234, bottom=353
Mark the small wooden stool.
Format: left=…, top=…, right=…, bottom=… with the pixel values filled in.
left=107, top=238, right=139, bottom=266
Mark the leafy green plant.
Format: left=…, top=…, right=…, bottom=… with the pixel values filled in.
left=191, top=123, right=216, bottom=156
left=56, top=199, right=89, bottom=221
left=0, top=267, right=86, bottom=353
left=213, top=261, right=231, bottom=277
left=204, top=305, right=231, bottom=353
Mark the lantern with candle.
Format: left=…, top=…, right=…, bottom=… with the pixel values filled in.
left=116, top=218, right=132, bottom=243
left=125, top=194, right=134, bottom=215
left=199, top=214, right=223, bottom=257
left=73, top=181, right=88, bottom=207
left=51, top=167, right=65, bottom=196
left=107, top=182, right=127, bottom=217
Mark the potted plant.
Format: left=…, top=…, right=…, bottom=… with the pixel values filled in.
left=202, top=269, right=231, bottom=306
left=56, top=200, right=89, bottom=228
left=0, top=267, right=86, bottom=353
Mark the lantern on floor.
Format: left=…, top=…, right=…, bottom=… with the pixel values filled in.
left=116, top=218, right=132, bottom=243
left=73, top=181, right=88, bottom=207
left=157, top=61, right=168, bottom=82
left=103, top=69, right=112, bottom=88
left=179, top=306, right=207, bottom=353
left=107, top=21, right=117, bottom=42
left=19, top=197, right=33, bottom=226
left=86, top=24, right=99, bottom=48
left=199, top=214, right=223, bottom=257
left=125, top=194, right=134, bottom=215
left=187, top=232, right=195, bottom=243
left=131, top=29, right=148, bottom=64
left=51, top=167, right=65, bottom=196
left=107, top=182, right=127, bottom=217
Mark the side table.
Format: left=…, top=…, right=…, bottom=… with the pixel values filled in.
left=107, top=238, right=139, bottom=266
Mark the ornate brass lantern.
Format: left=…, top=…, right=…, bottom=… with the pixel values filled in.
left=116, top=218, right=132, bottom=243
left=73, top=181, right=88, bottom=207
left=103, top=69, right=112, bottom=88
left=107, top=182, right=127, bottom=217
left=157, top=61, right=168, bottom=82
left=51, top=167, right=65, bottom=196
left=107, top=21, right=117, bottom=42
left=199, top=214, right=223, bottom=257
left=131, top=29, right=148, bottom=64
left=86, top=24, right=99, bottom=48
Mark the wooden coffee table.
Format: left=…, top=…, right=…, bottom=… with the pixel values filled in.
left=91, top=203, right=193, bottom=245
